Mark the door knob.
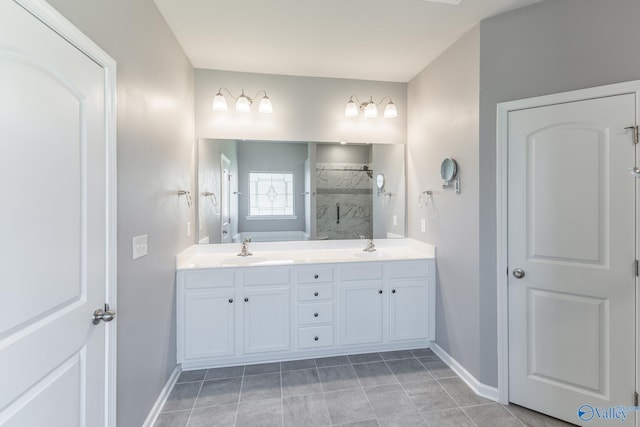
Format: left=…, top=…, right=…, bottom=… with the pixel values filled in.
left=512, top=268, right=525, bottom=279
left=92, top=304, right=116, bottom=325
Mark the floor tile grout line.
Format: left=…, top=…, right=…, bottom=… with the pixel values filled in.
left=184, top=379, right=206, bottom=427
left=457, top=405, right=480, bottom=427
left=233, top=366, right=246, bottom=427
left=280, top=368, right=284, bottom=427
left=350, top=360, right=378, bottom=424
left=500, top=403, right=528, bottom=426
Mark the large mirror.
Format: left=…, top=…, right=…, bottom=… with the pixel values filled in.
left=196, top=139, right=405, bottom=244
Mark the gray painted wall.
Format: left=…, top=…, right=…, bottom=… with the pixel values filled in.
left=45, top=0, right=195, bottom=425
left=372, top=145, right=406, bottom=239
left=478, top=0, right=640, bottom=387
left=197, top=139, right=238, bottom=243
left=195, top=69, right=407, bottom=144
left=407, top=27, right=481, bottom=382
left=237, top=141, right=308, bottom=233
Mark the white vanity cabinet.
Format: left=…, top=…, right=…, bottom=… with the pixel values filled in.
left=177, top=255, right=435, bottom=370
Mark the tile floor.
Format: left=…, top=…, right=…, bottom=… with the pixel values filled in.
left=155, top=349, right=574, bottom=427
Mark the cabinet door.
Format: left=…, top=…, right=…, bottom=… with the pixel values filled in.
left=184, top=289, right=236, bottom=360
left=243, top=287, right=291, bottom=354
left=389, top=280, right=429, bottom=342
left=339, top=282, right=384, bottom=346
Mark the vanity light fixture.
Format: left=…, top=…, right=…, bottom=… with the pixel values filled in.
left=345, top=95, right=397, bottom=119
left=212, top=87, right=273, bottom=114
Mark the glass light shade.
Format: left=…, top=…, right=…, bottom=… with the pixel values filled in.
left=345, top=100, right=358, bottom=117
left=236, top=95, right=251, bottom=113
left=364, top=101, right=378, bottom=118
left=383, top=101, right=397, bottom=118
left=258, top=96, right=273, bottom=114
left=212, top=92, right=228, bottom=111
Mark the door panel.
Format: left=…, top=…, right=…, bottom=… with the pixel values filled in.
left=0, top=1, right=110, bottom=424
left=508, top=94, right=635, bottom=425
left=339, top=283, right=383, bottom=346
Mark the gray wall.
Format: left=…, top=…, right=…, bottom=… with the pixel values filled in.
left=407, top=27, right=481, bottom=381
left=237, top=141, right=308, bottom=233
left=195, top=69, right=407, bottom=144
left=45, top=0, right=194, bottom=425
left=372, top=145, right=406, bottom=239
left=197, top=139, right=238, bottom=243
left=478, top=0, right=640, bottom=387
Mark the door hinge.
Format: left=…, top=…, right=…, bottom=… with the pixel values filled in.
left=635, top=260, right=639, bottom=277
left=625, top=125, right=639, bottom=144
left=634, top=391, right=638, bottom=406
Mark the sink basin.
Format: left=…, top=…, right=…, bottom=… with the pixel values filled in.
left=219, top=256, right=269, bottom=266
left=352, top=251, right=394, bottom=259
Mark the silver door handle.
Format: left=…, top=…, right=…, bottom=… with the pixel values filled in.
left=93, top=303, right=116, bottom=325
left=512, top=268, right=525, bottom=279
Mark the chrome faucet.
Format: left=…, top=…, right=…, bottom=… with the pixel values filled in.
left=238, top=237, right=253, bottom=257
left=360, top=236, right=376, bottom=252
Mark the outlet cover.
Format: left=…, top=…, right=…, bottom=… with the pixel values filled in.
left=132, top=234, right=148, bottom=260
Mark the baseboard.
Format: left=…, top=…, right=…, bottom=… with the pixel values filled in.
left=430, top=343, right=499, bottom=402
left=142, top=365, right=181, bottom=427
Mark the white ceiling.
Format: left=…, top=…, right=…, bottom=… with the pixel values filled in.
left=153, top=0, right=541, bottom=82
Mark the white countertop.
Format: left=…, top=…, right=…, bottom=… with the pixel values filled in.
left=176, top=238, right=436, bottom=270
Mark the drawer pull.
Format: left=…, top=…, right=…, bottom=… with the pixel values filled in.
left=314, top=291, right=319, bottom=297
left=378, top=290, right=383, bottom=294
left=314, top=336, right=319, bottom=341
left=392, top=289, right=396, bottom=294
left=244, top=297, right=249, bottom=302
left=228, top=298, right=234, bottom=303
left=314, top=274, right=319, bottom=279
left=314, top=312, right=319, bottom=317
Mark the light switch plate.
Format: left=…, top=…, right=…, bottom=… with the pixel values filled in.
left=393, top=215, right=398, bottom=226
left=132, top=234, right=148, bottom=260
left=186, top=222, right=191, bottom=237
left=420, top=219, right=426, bottom=232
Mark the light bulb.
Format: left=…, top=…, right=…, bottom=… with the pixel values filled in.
left=259, top=95, right=273, bottom=114
left=345, top=98, right=358, bottom=117
left=383, top=101, right=397, bottom=118
left=212, top=91, right=228, bottom=111
left=236, top=93, right=251, bottom=112
left=364, top=100, right=377, bottom=118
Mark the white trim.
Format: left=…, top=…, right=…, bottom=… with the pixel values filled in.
left=430, top=343, right=499, bottom=402
left=12, top=0, right=118, bottom=425
left=142, top=366, right=182, bottom=427
left=496, top=80, right=640, bottom=407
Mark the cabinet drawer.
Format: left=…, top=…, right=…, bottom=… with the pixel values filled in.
left=298, top=285, right=334, bottom=301
left=297, top=325, right=334, bottom=349
left=297, top=302, right=334, bottom=326
left=389, top=261, right=430, bottom=279
left=243, top=268, right=290, bottom=286
left=183, top=270, right=236, bottom=289
left=339, top=263, right=383, bottom=281
left=297, top=268, right=333, bottom=284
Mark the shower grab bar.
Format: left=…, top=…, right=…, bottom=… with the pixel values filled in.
left=336, top=202, right=340, bottom=224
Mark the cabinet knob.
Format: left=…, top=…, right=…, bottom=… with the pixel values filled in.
left=314, top=292, right=319, bottom=297
left=314, top=274, right=319, bottom=279
left=378, top=290, right=383, bottom=294
left=228, top=298, right=234, bottom=303
left=392, top=289, right=396, bottom=294
left=314, top=312, right=319, bottom=317
left=314, top=336, right=319, bottom=341
left=244, top=297, right=249, bottom=302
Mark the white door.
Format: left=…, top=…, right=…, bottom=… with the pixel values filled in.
left=508, top=94, right=636, bottom=425
left=221, top=155, right=232, bottom=243
left=389, top=280, right=429, bottom=342
left=0, top=1, right=115, bottom=425
left=339, top=282, right=384, bottom=346
left=243, top=287, right=291, bottom=354
left=184, top=290, right=236, bottom=359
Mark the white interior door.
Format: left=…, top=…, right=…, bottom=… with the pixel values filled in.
left=508, top=94, right=636, bottom=425
left=0, top=1, right=115, bottom=425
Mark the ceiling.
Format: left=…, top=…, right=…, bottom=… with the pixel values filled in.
left=153, top=0, right=541, bottom=82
